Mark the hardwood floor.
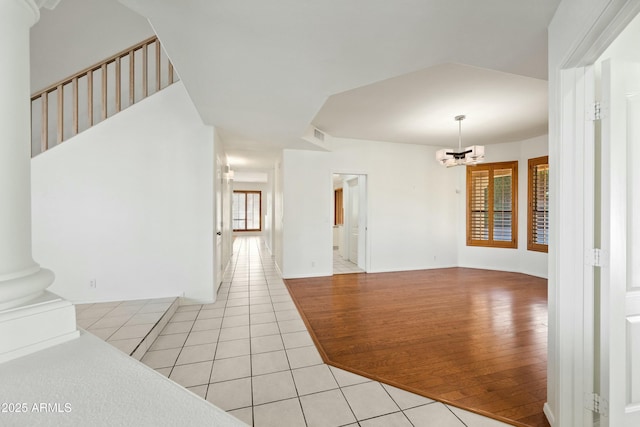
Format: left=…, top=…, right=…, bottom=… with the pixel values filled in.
left=285, top=267, right=549, bottom=427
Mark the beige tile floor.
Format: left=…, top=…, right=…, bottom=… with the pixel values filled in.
left=75, top=297, right=177, bottom=357
left=333, top=249, right=364, bottom=275
left=139, top=236, right=512, bottom=427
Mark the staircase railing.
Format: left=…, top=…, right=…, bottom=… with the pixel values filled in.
left=31, top=36, right=177, bottom=157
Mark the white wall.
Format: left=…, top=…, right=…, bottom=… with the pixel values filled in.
left=457, top=135, right=549, bottom=278
left=280, top=138, right=459, bottom=278
left=32, top=83, right=216, bottom=303
left=279, top=135, right=548, bottom=279
left=281, top=150, right=333, bottom=277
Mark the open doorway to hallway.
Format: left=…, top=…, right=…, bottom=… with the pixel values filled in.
left=332, top=174, right=367, bottom=275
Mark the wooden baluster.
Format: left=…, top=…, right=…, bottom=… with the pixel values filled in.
left=142, top=43, right=148, bottom=98
left=72, top=77, right=78, bottom=136
left=101, top=63, right=107, bottom=120
left=87, top=69, right=94, bottom=126
left=168, top=62, right=174, bottom=86
left=29, top=36, right=163, bottom=156
left=115, top=57, right=121, bottom=113
left=129, top=50, right=135, bottom=106
left=155, top=40, right=161, bottom=92
left=56, top=84, right=63, bottom=144
left=41, top=93, right=48, bottom=153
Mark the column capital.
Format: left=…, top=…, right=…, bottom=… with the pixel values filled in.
left=10, top=0, right=61, bottom=27
left=34, top=0, right=61, bottom=9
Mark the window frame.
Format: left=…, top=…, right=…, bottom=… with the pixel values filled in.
left=527, top=156, right=549, bottom=252
left=232, top=190, right=262, bottom=232
left=466, top=160, right=518, bottom=249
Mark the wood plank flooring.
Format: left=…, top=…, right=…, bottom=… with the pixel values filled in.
left=284, top=267, right=549, bottom=427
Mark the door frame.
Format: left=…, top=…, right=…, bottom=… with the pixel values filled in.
left=550, top=1, right=640, bottom=425
left=214, top=155, right=224, bottom=293
left=345, top=177, right=358, bottom=263
left=332, top=172, right=369, bottom=273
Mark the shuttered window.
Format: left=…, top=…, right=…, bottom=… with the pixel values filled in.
left=233, top=191, right=261, bottom=231
left=528, top=156, right=549, bottom=252
left=467, top=161, right=518, bottom=248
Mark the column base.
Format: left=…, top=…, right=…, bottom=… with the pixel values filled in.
left=0, top=290, right=79, bottom=363
left=0, top=267, right=55, bottom=311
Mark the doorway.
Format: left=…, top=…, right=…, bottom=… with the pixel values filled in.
left=554, top=8, right=640, bottom=426
left=332, top=173, right=367, bottom=275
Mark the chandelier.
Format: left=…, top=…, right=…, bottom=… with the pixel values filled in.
left=435, top=115, right=485, bottom=167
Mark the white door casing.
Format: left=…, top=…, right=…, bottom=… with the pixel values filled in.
left=334, top=173, right=368, bottom=273
left=215, top=155, right=223, bottom=292
left=348, top=178, right=359, bottom=263
left=356, top=175, right=367, bottom=270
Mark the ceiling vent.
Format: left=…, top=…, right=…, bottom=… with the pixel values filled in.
left=313, top=128, right=325, bottom=142
left=301, top=125, right=329, bottom=147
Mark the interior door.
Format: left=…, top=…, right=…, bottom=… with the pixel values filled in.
left=348, top=178, right=359, bottom=263
left=599, top=58, right=640, bottom=426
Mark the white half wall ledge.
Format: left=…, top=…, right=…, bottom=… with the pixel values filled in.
left=0, top=331, right=247, bottom=426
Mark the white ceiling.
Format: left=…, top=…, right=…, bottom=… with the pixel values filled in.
left=120, top=0, right=559, bottom=165
left=313, top=63, right=548, bottom=148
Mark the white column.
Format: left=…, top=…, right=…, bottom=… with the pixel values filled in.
left=0, top=0, right=53, bottom=311
left=0, top=0, right=77, bottom=363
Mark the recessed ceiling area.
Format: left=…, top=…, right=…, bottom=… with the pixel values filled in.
left=313, top=63, right=548, bottom=148
left=120, top=0, right=559, bottom=159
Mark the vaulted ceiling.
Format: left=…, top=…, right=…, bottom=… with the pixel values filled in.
left=119, top=0, right=559, bottom=168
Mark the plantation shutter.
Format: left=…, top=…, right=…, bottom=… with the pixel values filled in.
left=469, top=169, right=490, bottom=242
left=528, top=156, right=549, bottom=252
left=493, top=168, right=513, bottom=242
left=467, top=161, right=518, bottom=248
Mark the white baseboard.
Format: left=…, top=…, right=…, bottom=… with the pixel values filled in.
left=543, top=402, right=556, bottom=426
